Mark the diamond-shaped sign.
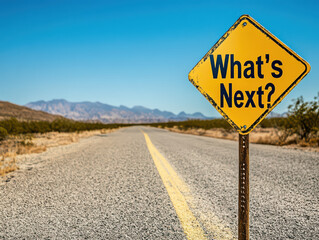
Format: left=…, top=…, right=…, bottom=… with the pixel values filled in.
left=189, top=15, right=310, bottom=134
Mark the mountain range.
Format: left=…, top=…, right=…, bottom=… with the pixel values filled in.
left=26, top=99, right=211, bottom=123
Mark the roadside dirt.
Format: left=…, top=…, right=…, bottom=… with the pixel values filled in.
left=0, top=129, right=117, bottom=176
left=164, top=127, right=319, bottom=152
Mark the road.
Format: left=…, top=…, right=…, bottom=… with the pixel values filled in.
left=1, top=126, right=318, bottom=239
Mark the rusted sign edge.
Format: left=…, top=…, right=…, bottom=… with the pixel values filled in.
left=188, top=14, right=311, bottom=135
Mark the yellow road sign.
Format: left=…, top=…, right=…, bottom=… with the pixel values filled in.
left=189, top=15, right=310, bottom=134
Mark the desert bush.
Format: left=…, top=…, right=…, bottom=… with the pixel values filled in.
left=150, top=94, right=319, bottom=145
left=0, top=127, right=8, bottom=141
left=284, top=94, right=319, bottom=141
left=259, top=117, right=287, bottom=128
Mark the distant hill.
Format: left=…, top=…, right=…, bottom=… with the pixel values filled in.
left=26, top=99, right=211, bottom=123
left=266, top=111, right=288, bottom=118
left=0, top=101, right=64, bottom=122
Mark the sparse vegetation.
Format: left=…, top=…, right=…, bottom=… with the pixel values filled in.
left=0, top=127, right=8, bottom=141
left=0, top=118, right=130, bottom=136
left=0, top=154, right=18, bottom=176
left=148, top=118, right=233, bottom=131
left=284, top=94, right=319, bottom=142
left=147, top=94, right=319, bottom=148
left=0, top=118, right=130, bottom=176
left=147, top=118, right=284, bottom=132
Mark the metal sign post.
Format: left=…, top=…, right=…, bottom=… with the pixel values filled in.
left=239, top=134, right=249, bottom=240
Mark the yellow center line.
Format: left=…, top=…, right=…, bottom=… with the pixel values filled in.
left=143, top=131, right=207, bottom=240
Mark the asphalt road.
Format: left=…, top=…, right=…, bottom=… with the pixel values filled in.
left=1, top=126, right=318, bottom=239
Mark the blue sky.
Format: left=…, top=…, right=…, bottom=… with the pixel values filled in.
left=1, top=0, right=318, bottom=117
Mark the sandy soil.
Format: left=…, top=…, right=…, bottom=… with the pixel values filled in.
left=164, top=127, right=319, bottom=152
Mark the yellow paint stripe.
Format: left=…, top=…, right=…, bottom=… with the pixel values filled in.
left=143, top=131, right=207, bottom=240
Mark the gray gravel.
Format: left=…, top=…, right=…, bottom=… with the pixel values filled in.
left=0, top=126, right=318, bottom=239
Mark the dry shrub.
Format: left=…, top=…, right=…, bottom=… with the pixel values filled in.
left=284, top=95, right=319, bottom=142
left=193, top=128, right=206, bottom=136
left=67, top=134, right=78, bottom=143
left=29, top=146, right=47, bottom=154
left=254, top=136, right=278, bottom=145
left=309, top=137, right=319, bottom=147
left=299, top=140, right=310, bottom=147
left=275, top=129, right=292, bottom=145
left=100, top=128, right=110, bottom=134
left=0, top=154, right=18, bottom=176
left=298, top=137, right=319, bottom=148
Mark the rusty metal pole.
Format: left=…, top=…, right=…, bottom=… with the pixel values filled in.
left=239, top=133, right=249, bottom=240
